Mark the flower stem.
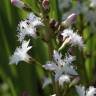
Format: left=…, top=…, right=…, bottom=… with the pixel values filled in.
left=31, top=57, right=42, bottom=67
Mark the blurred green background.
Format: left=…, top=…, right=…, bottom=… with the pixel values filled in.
left=0, top=0, right=96, bottom=96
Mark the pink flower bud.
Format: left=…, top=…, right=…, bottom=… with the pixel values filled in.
left=62, top=13, right=77, bottom=28
left=11, top=0, right=32, bottom=12
left=11, top=0, right=18, bottom=5
left=11, top=0, right=25, bottom=9
left=67, top=13, right=77, bottom=23
left=49, top=19, right=59, bottom=29
left=42, top=0, right=49, bottom=10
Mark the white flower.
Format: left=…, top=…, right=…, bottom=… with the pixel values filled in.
left=75, top=85, right=85, bottom=96
left=43, top=50, right=77, bottom=81
left=17, top=20, right=37, bottom=42
left=27, top=13, right=43, bottom=27
left=75, top=85, right=96, bottom=96
left=61, top=29, right=84, bottom=48
left=17, top=13, right=43, bottom=42
left=9, top=40, right=32, bottom=65
left=86, top=86, right=96, bottom=96
left=42, top=77, right=52, bottom=88
left=59, top=75, right=70, bottom=87
left=53, top=50, right=63, bottom=65
left=50, top=94, right=56, bottom=96
left=42, top=61, right=57, bottom=71
left=64, top=53, right=75, bottom=65
left=90, top=0, right=96, bottom=8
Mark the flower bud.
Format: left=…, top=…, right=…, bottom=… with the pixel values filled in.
left=57, top=34, right=63, bottom=43
left=11, top=0, right=32, bottom=12
left=49, top=19, right=59, bottom=29
left=11, top=0, right=17, bottom=5
left=58, top=37, right=71, bottom=51
left=61, top=13, right=77, bottom=28
left=42, top=0, right=49, bottom=11
left=69, top=76, right=80, bottom=88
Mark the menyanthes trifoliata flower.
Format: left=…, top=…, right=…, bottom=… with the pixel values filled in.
left=42, top=77, right=52, bottom=88
left=61, top=28, right=84, bottom=49
left=9, top=40, right=32, bottom=65
left=75, top=85, right=85, bottom=96
left=43, top=50, right=77, bottom=81
left=17, top=13, right=43, bottom=42
left=75, top=85, right=96, bottom=96
left=58, top=74, right=70, bottom=87
left=27, top=13, right=43, bottom=27
left=17, top=20, right=36, bottom=42
left=86, top=86, right=96, bottom=96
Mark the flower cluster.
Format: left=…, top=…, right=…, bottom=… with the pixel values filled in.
left=17, top=13, right=43, bottom=42
left=76, top=85, right=96, bottom=96
left=10, top=12, right=44, bottom=64
left=43, top=50, right=77, bottom=82
left=61, top=29, right=84, bottom=48
left=10, top=0, right=96, bottom=96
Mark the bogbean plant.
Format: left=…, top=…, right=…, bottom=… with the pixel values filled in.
left=10, top=0, right=96, bottom=96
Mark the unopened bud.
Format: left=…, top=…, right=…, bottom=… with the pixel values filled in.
left=11, top=0, right=17, bottom=5
left=42, top=0, right=49, bottom=11
left=57, top=34, right=63, bottom=44
left=69, top=76, right=80, bottom=88
left=61, top=13, right=77, bottom=28
left=11, top=0, right=32, bottom=12
left=49, top=19, right=59, bottom=29
left=58, top=37, right=71, bottom=51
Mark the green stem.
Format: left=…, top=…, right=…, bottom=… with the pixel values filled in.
left=62, top=86, right=70, bottom=96
left=31, top=57, right=42, bottom=67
